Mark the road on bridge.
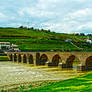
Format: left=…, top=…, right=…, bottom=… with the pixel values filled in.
left=0, top=62, right=83, bottom=90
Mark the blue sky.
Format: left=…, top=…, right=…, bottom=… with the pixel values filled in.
left=0, top=0, right=92, bottom=33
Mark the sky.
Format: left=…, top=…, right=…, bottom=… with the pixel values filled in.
left=0, top=0, right=92, bottom=33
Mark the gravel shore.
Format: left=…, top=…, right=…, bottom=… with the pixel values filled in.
left=0, top=62, right=83, bottom=90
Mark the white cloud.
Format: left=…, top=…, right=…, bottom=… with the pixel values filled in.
left=41, top=22, right=73, bottom=33
left=77, top=22, right=92, bottom=30
left=1, top=0, right=92, bottom=33
left=0, top=12, right=6, bottom=19
left=18, top=0, right=65, bottom=19
left=74, top=0, right=86, bottom=2
left=65, top=8, right=92, bottom=20
left=7, top=23, right=22, bottom=27
left=19, top=7, right=55, bottom=18
left=59, top=8, right=92, bottom=33
left=40, top=7, right=92, bottom=33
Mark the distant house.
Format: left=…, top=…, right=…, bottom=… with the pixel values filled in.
left=11, top=44, right=19, bottom=51
left=0, top=42, right=11, bottom=50
left=65, top=39, right=72, bottom=42
left=0, top=42, right=19, bottom=51
left=86, top=39, right=92, bottom=43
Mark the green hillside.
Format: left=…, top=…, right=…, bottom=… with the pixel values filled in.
left=0, top=27, right=92, bottom=51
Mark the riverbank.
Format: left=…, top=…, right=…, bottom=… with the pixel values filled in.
left=0, top=62, right=83, bottom=91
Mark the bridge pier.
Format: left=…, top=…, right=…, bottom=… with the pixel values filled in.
left=8, top=54, right=13, bottom=61
left=21, top=55, right=24, bottom=64
left=12, top=54, right=15, bottom=62
left=58, top=63, right=67, bottom=68
left=77, top=57, right=87, bottom=71
left=16, top=54, right=19, bottom=63
left=58, top=58, right=68, bottom=68
left=34, top=53, right=40, bottom=65
left=58, top=63, right=86, bottom=71
left=46, top=62, right=53, bottom=66
left=77, top=64, right=86, bottom=71
left=26, top=54, right=29, bottom=64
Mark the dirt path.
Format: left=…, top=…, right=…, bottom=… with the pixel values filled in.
left=0, top=62, right=84, bottom=90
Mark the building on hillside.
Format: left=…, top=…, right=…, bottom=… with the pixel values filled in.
left=86, top=36, right=92, bottom=43
left=86, top=39, right=92, bottom=43
left=10, top=44, right=19, bottom=51
left=0, top=42, right=11, bottom=50
left=65, top=39, right=72, bottom=42
left=0, top=42, right=19, bottom=51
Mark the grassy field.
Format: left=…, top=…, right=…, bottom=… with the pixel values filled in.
left=0, top=56, right=9, bottom=61
left=29, top=72, right=92, bottom=92
left=4, top=72, right=91, bottom=92
left=0, top=28, right=92, bottom=51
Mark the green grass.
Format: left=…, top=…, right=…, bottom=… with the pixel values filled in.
left=22, top=72, right=92, bottom=92
left=0, top=56, right=10, bottom=61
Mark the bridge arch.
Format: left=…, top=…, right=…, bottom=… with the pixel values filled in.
left=18, top=54, right=21, bottom=63
left=28, top=54, right=34, bottom=64
left=14, top=54, right=17, bottom=62
left=40, top=54, right=48, bottom=65
left=51, top=54, right=61, bottom=66
left=66, top=55, right=80, bottom=69
left=23, top=54, right=27, bottom=63
left=85, top=56, right=92, bottom=70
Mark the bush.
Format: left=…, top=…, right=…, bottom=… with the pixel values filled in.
left=0, top=56, right=9, bottom=61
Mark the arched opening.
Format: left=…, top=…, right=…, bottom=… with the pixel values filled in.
left=40, top=54, right=48, bottom=65
left=14, top=54, right=17, bottom=62
left=66, top=55, right=80, bottom=69
left=18, top=54, right=21, bottom=63
left=52, top=54, right=61, bottom=66
left=29, top=54, right=33, bottom=64
left=23, top=54, right=27, bottom=63
left=86, top=56, right=92, bottom=70
left=9, top=54, right=13, bottom=61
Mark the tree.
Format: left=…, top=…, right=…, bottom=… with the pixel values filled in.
left=19, top=25, right=24, bottom=29
left=87, top=34, right=92, bottom=36
left=80, top=33, right=85, bottom=36
left=19, top=25, right=27, bottom=29
left=30, top=27, right=34, bottom=30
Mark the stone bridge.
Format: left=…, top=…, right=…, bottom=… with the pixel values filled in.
left=5, top=51, right=92, bottom=71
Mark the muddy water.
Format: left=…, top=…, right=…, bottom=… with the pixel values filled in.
left=0, top=62, right=84, bottom=88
